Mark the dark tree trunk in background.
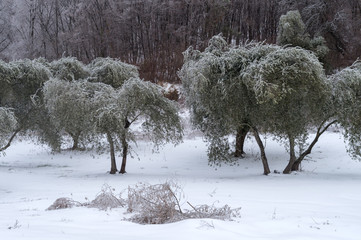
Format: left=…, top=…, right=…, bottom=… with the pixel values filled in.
left=119, top=136, right=128, bottom=174
left=234, top=125, right=250, bottom=157
left=119, top=118, right=131, bottom=174
left=106, top=131, right=117, bottom=174
left=69, top=131, right=81, bottom=150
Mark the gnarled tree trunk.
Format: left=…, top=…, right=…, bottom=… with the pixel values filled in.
left=283, top=136, right=296, bottom=174
left=252, top=127, right=271, bottom=175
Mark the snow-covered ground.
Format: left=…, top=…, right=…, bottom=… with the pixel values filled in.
left=1, top=130, right=361, bottom=240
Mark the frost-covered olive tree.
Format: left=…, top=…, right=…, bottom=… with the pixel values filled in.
left=180, top=35, right=333, bottom=175
left=277, top=10, right=329, bottom=63
left=0, top=107, right=17, bottom=152
left=89, top=57, right=139, bottom=88
left=44, top=71, right=182, bottom=174
left=179, top=35, right=276, bottom=174
left=245, top=47, right=333, bottom=173
left=0, top=59, right=52, bottom=152
left=277, top=10, right=309, bottom=49
left=42, top=57, right=91, bottom=150
left=94, top=78, right=183, bottom=174
left=43, top=78, right=96, bottom=150
left=332, top=61, right=361, bottom=160
left=50, top=57, right=90, bottom=81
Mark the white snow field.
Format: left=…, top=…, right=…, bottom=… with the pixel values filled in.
left=1, top=130, right=361, bottom=240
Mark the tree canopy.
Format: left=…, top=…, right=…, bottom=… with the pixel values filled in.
left=332, top=61, right=361, bottom=159
left=180, top=35, right=333, bottom=174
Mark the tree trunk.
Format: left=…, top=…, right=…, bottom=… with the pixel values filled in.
left=106, top=131, right=117, bottom=174
left=119, top=136, right=128, bottom=174
left=234, top=125, right=249, bottom=157
left=119, top=118, right=131, bottom=174
left=291, top=161, right=301, bottom=171
left=283, top=136, right=297, bottom=174
left=291, top=119, right=337, bottom=171
left=69, top=131, right=81, bottom=150
left=252, top=127, right=271, bottom=175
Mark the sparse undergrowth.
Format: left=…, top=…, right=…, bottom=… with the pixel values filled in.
left=47, top=182, right=241, bottom=224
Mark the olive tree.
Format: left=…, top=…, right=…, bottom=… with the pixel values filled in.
left=43, top=78, right=95, bottom=150
left=50, top=57, right=90, bottom=81
left=41, top=57, right=91, bottom=150
left=44, top=75, right=183, bottom=174
left=94, top=77, right=183, bottom=174
left=180, top=35, right=333, bottom=175
left=332, top=61, right=361, bottom=159
left=0, top=58, right=52, bottom=152
left=245, top=46, right=333, bottom=173
left=179, top=35, right=276, bottom=174
left=89, top=57, right=139, bottom=88
left=277, top=10, right=329, bottom=63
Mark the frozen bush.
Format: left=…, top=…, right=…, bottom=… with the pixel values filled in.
left=47, top=197, right=82, bottom=210
left=126, top=182, right=241, bottom=224
left=88, top=184, right=126, bottom=210
left=184, top=203, right=241, bottom=220
left=126, top=182, right=183, bottom=224
left=46, top=182, right=241, bottom=224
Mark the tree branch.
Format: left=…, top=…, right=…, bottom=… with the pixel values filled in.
left=0, top=128, right=22, bottom=152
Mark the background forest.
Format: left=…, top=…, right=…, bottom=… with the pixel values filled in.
left=0, top=0, right=360, bottom=83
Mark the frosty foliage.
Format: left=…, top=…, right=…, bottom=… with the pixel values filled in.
left=7, top=58, right=51, bottom=114
left=331, top=61, right=361, bottom=159
left=179, top=35, right=330, bottom=166
left=0, top=61, right=16, bottom=111
left=245, top=47, right=330, bottom=138
left=0, top=58, right=58, bottom=151
left=277, top=10, right=309, bottom=48
left=180, top=36, right=277, bottom=164
left=89, top=57, right=139, bottom=88
left=43, top=78, right=99, bottom=149
left=0, top=107, right=17, bottom=147
left=119, top=78, right=183, bottom=147
left=0, top=60, right=14, bottom=84
left=277, top=10, right=329, bottom=61
left=50, top=57, right=90, bottom=81
left=44, top=58, right=182, bottom=172
left=94, top=77, right=183, bottom=150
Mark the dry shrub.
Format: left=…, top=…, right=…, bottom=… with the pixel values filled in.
left=46, top=182, right=241, bottom=224
left=127, top=181, right=183, bottom=224
left=87, top=184, right=126, bottom=210
left=184, top=203, right=241, bottom=220
left=125, top=181, right=241, bottom=224
left=46, top=197, right=82, bottom=210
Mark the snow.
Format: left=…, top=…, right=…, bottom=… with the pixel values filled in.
left=1, top=130, right=361, bottom=239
